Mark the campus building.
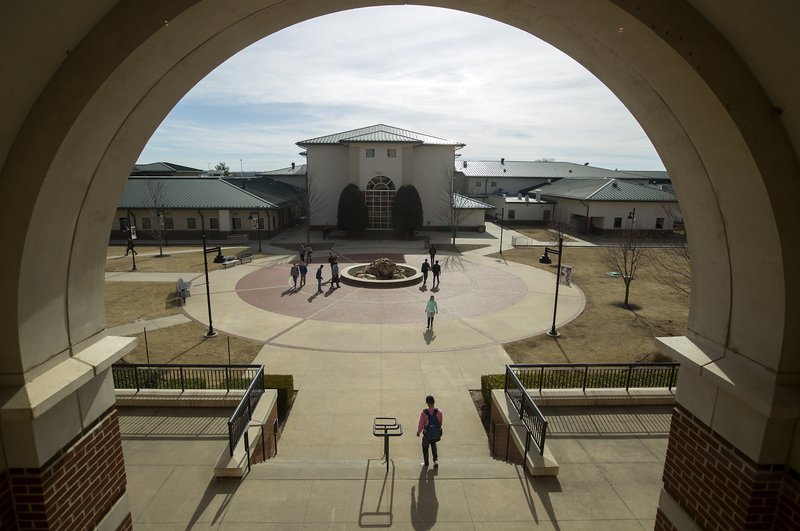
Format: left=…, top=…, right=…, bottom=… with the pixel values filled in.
left=2, top=3, right=799, bottom=530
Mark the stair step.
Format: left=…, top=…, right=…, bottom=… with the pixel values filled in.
left=246, top=457, right=522, bottom=481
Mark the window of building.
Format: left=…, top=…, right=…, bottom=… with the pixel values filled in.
left=387, top=148, right=397, bottom=158
left=164, top=217, right=174, bottom=230
left=507, top=210, right=516, bottom=220
left=366, top=148, right=375, bottom=158
left=258, top=217, right=265, bottom=230
left=656, top=217, right=665, bottom=229
left=209, top=217, right=219, bottom=230
left=187, top=217, right=197, bottom=229
left=613, top=217, right=623, bottom=228
left=543, top=210, right=551, bottom=221
left=142, top=217, right=152, bottom=230
left=490, top=181, right=497, bottom=187
left=364, top=175, right=396, bottom=229
left=232, top=217, right=242, bottom=230
left=475, top=180, right=482, bottom=187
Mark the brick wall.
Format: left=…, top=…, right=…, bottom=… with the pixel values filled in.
left=0, top=471, right=15, bottom=528
left=489, top=399, right=523, bottom=463
left=662, top=405, right=800, bottom=530
left=654, top=508, right=678, bottom=531
left=251, top=403, right=279, bottom=465
left=7, top=407, right=129, bottom=530
left=115, top=512, right=133, bottom=531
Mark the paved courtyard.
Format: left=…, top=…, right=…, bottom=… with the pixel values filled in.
left=116, top=225, right=669, bottom=529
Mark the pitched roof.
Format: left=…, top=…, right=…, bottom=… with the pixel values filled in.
left=297, top=124, right=464, bottom=147
left=259, top=164, right=307, bottom=176
left=617, top=169, right=670, bottom=181
left=131, top=162, right=203, bottom=175
left=224, top=177, right=302, bottom=207
left=453, top=193, right=494, bottom=210
left=455, top=160, right=644, bottom=180
left=537, top=178, right=678, bottom=202
left=118, top=178, right=280, bottom=209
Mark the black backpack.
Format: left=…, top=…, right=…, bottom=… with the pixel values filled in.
left=423, top=409, right=442, bottom=442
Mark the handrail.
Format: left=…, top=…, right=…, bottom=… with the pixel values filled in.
left=227, top=365, right=265, bottom=457
left=502, top=362, right=680, bottom=463
left=111, top=363, right=262, bottom=391
left=111, top=363, right=266, bottom=458
left=504, top=366, right=548, bottom=459
left=508, top=362, right=679, bottom=393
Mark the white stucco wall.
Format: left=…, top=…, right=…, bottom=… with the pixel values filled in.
left=306, top=145, right=349, bottom=226
left=550, top=198, right=679, bottom=230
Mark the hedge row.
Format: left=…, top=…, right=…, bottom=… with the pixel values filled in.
left=264, top=374, right=294, bottom=414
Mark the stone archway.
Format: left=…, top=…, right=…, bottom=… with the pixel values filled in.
left=1, top=1, right=798, bottom=528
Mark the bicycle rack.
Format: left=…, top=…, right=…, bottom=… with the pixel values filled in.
left=373, top=417, right=403, bottom=471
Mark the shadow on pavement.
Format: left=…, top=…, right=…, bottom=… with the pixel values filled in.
left=410, top=466, right=439, bottom=530
left=359, top=458, right=395, bottom=528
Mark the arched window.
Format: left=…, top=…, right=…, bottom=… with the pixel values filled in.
left=364, top=176, right=396, bottom=229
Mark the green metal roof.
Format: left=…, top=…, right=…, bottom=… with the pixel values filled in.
left=455, top=160, right=647, bottom=179
left=538, top=178, right=678, bottom=202
left=131, top=162, right=203, bottom=175
left=118, top=178, right=279, bottom=209
left=453, top=193, right=494, bottom=210
left=297, top=124, right=464, bottom=147
left=260, top=164, right=307, bottom=176
left=224, top=177, right=302, bottom=207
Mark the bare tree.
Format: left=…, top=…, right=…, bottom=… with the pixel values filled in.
left=602, top=227, right=651, bottom=307
left=534, top=157, right=556, bottom=162
left=548, top=209, right=573, bottom=242
left=288, top=166, right=327, bottom=244
left=654, top=244, right=691, bottom=296
left=435, top=166, right=471, bottom=245
left=145, top=179, right=167, bottom=257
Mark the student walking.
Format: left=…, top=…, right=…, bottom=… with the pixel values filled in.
left=331, top=260, right=341, bottom=288
left=299, top=263, right=308, bottom=287
left=421, top=259, right=430, bottom=286
left=431, top=260, right=441, bottom=288
left=428, top=243, right=437, bottom=264
left=416, top=395, right=443, bottom=468
left=425, top=295, right=438, bottom=329
left=290, top=263, right=299, bottom=289
left=299, top=245, right=306, bottom=263
left=125, top=238, right=137, bottom=256
left=315, top=264, right=324, bottom=293
left=306, top=244, right=314, bottom=264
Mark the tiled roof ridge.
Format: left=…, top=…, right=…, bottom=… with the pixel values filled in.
left=585, top=179, right=617, bottom=199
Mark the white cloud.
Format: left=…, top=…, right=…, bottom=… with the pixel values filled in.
left=138, top=5, right=664, bottom=171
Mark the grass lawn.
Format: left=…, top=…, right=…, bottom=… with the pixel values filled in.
left=120, top=322, right=264, bottom=365
left=496, top=246, right=689, bottom=364
left=104, top=282, right=181, bottom=328
left=105, top=245, right=266, bottom=273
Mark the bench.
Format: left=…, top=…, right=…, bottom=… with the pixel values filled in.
left=238, top=250, right=253, bottom=264
left=222, top=258, right=241, bottom=268
left=176, top=277, right=192, bottom=304
left=226, top=234, right=249, bottom=240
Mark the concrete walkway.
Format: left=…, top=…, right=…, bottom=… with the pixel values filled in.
left=116, top=227, right=666, bottom=529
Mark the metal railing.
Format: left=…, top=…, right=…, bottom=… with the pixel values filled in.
left=503, top=362, right=679, bottom=466
left=504, top=366, right=548, bottom=462
left=227, top=365, right=265, bottom=457
left=112, top=363, right=262, bottom=391
left=111, top=363, right=266, bottom=458
left=509, top=362, right=679, bottom=394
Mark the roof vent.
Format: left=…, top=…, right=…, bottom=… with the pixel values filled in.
left=464, top=161, right=468, bottom=168
left=584, top=162, right=589, bottom=166
left=612, top=181, right=618, bottom=188
left=291, top=162, right=295, bottom=169
left=501, top=157, right=505, bottom=165
left=503, top=168, right=506, bottom=172
left=569, top=169, right=572, bottom=173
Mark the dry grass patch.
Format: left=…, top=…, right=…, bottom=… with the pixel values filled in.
left=105, top=246, right=265, bottom=273
left=105, top=282, right=181, bottom=328
left=497, top=246, right=688, bottom=364
left=120, top=322, right=263, bottom=365
left=514, top=227, right=579, bottom=242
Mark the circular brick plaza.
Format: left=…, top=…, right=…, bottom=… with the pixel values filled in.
left=235, top=252, right=528, bottom=325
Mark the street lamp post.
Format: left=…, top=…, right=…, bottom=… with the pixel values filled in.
left=495, top=208, right=505, bottom=254
left=627, top=207, right=636, bottom=228
left=249, top=211, right=262, bottom=252
left=126, top=211, right=137, bottom=271
left=539, top=236, right=564, bottom=337
left=201, top=233, right=223, bottom=338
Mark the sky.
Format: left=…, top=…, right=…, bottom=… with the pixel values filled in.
left=137, top=6, right=665, bottom=173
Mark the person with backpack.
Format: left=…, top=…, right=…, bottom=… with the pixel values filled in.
left=425, top=295, right=438, bottom=330
left=299, top=262, right=308, bottom=287
left=290, top=263, right=299, bottom=289
left=416, top=395, right=443, bottom=467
